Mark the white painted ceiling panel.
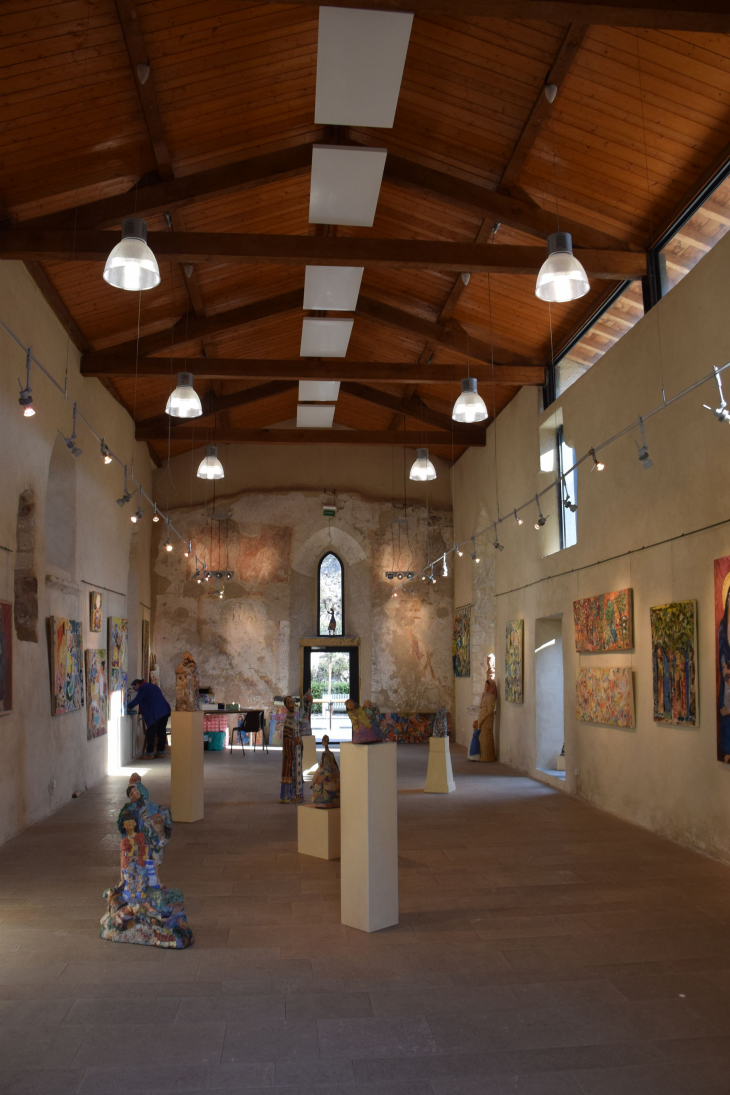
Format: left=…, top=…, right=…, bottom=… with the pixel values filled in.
left=300, top=317, right=353, bottom=357
left=315, top=7, right=413, bottom=128
left=304, top=265, right=363, bottom=311
left=309, top=145, right=387, bottom=227
left=298, top=380, right=341, bottom=401
left=297, top=404, right=337, bottom=428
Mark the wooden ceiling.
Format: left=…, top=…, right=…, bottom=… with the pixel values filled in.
left=3, top=0, right=730, bottom=463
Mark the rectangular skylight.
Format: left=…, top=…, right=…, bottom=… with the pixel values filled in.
left=309, top=145, right=387, bottom=227
left=315, top=7, right=413, bottom=128
left=297, top=404, right=336, bottom=428
left=298, top=380, right=341, bottom=402
left=304, top=265, right=363, bottom=311
left=300, top=317, right=353, bottom=357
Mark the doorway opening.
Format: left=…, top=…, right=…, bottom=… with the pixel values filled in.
left=535, top=615, right=565, bottom=780
left=302, top=644, right=359, bottom=742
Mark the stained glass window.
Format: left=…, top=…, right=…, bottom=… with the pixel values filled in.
left=318, top=553, right=343, bottom=636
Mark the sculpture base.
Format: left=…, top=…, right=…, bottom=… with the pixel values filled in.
left=424, top=736, right=456, bottom=793
left=297, top=803, right=341, bottom=860
left=171, top=712, right=204, bottom=823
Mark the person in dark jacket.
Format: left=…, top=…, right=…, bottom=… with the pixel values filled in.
left=128, top=679, right=171, bottom=758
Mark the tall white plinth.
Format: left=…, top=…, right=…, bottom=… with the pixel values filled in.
left=301, top=735, right=318, bottom=775
left=424, top=736, right=456, bottom=794
left=171, top=711, right=204, bottom=823
left=340, top=741, right=398, bottom=933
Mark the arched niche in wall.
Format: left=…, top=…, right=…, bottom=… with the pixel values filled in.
left=44, top=435, right=77, bottom=577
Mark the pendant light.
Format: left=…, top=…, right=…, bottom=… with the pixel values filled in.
left=452, top=377, right=488, bottom=423
left=196, top=445, right=225, bottom=480
left=409, top=447, right=436, bottom=482
left=535, top=232, right=589, bottom=303
left=103, top=217, right=160, bottom=291
left=165, top=372, right=203, bottom=418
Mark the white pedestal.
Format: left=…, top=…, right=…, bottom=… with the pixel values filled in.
left=556, top=753, right=566, bottom=771
left=340, top=741, right=398, bottom=933
left=171, top=711, right=204, bottom=823
left=424, top=736, right=456, bottom=794
left=301, top=735, right=317, bottom=778
left=298, top=803, right=341, bottom=860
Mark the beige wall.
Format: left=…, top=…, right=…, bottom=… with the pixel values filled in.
left=453, top=228, right=730, bottom=863
left=0, top=261, right=153, bottom=846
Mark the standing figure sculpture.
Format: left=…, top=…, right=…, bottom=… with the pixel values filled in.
left=175, top=652, right=199, bottom=711
left=311, top=734, right=340, bottom=808
left=346, top=698, right=385, bottom=743
left=469, top=654, right=498, bottom=762
left=279, top=695, right=304, bottom=803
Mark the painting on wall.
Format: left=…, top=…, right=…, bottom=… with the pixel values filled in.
left=650, top=601, right=697, bottom=727
left=49, top=617, right=84, bottom=715
left=714, top=556, right=730, bottom=762
left=89, top=590, right=103, bottom=633
left=505, top=620, right=524, bottom=703
left=108, top=617, right=128, bottom=717
left=141, top=619, right=150, bottom=682
left=575, top=667, right=634, bottom=728
left=452, top=605, right=471, bottom=678
left=85, top=648, right=108, bottom=739
left=0, top=600, right=12, bottom=715
left=574, top=589, right=634, bottom=652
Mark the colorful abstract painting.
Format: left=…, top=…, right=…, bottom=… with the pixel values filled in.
left=574, top=589, right=633, bottom=652
left=49, top=617, right=84, bottom=715
left=575, top=667, right=634, bottom=728
left=89, top=590, right=103, bottom=633
left=714, top=556, right=730, bottom=761
left=108, top=617, right=128, bottom=717
left=650, top=601, right=697, bottom=727
left=0, top=600, right=12, bottom=715
left=452, top=605, right=471, bottom=678
left=505, top=620, right=524, bottom=703
left=141, top=619, right=150, bottom=681
left=85, top=648, right=108, bottom=739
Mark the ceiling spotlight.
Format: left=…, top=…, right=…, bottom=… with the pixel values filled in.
left=130, top=505, right=143, bottom=523
left=204, top=572, right=211, bottom=582
left=562, top=488, right=577, bottom=513
left=60, top=402, right=82, bottom=458
left=117, top=490, right=132, bottom=506
left=635, top=416, right=653, bottom=470
left=492, top=526, right=504, bottom=552
left=471, top=537, right=480, bottom=563
left=421, top=574, right=426, bottom=581
left=590, top=448, right=604, bottom=472
left=534, top=495, right=547, bottom=529
left=18, top=347, right=35, bottom=416
left=164, top=539, right=173, bottom=552
left=392, top=590, right=398, bottom=598
left=152, top=505, right=160, bottom=523
left=103, top=217, right=160, bottom=291
left=100, top=439, right=112, bottom=464
left=183, top=540, right=191, bottom=558
left=166, top=372, right=203, bottom=419
left=225, top=570, right=233, bottom=580
left=396, top=571, right=404, bottom=580
left=703, top=366, right=730, bottom=423
left=194, top=569, right=201, bottom=582
left=452, top=377, right=488, bottom=423
left=197, top=444, right=225, bottom=479
left=218, top=589, right=224, bottom=599
left=544, top=82, right=558, bottom=104
left=456, top=544, right=463, bottom=557
left=514, top=509, right=523, bottom=526
left=409, top=447, right=436, bottom=482
left=441, top=554, right=448, bottom=578
left=535, top=232, right=589, bottom=304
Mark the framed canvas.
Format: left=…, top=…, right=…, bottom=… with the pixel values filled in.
left=452, top=605, right=471, bottom=678
left=49, top=616, right=84, bottom=715
left=574, top=589, right=633, bottom=652
left=108, top=617, right=128, bottom=717
left=89, top=590, right=103, bottom=633
left=650, top=601, right=697, bottom=727
left=505, top=620, right=524, bottom=703
left=0, top=600, right=12, bottom=714
left=141, top=618, right=150, bottom=681
left=576, top=667, right=634, bottom=728
left=715, top=556, right=730, bottom=762
left=85, top=648, right=108, bottom=739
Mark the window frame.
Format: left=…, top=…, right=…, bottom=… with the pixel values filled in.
left=317, top=551, right=345, bottom=637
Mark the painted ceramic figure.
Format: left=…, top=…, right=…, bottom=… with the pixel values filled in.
left=279, top=695, right=304, bottom=803
left=346, top=698, right=385, bottom=743
left=432, top=706, right=449, bottom=738
left=470, top=655, right=498, bottom=763
left=101, top=774, right=192, bottom=949
left=299, top=688, right=313, bottom=737
left=175, top=651, right=199, bottom=712
left=311, top=734, right=340, bottom=808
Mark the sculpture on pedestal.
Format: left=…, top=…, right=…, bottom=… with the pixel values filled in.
left=175, top=652, right=199, bottom=711
left=311, top=734, right=340, bottom=808
left=100, top=774, right=193, bottom=948
left=468, top=654, right=498, bottom=762
left=432, top=706, right=449, bottom=738
left=346, top=698, right=385, bottom=743
left=279, top=695, right=304, bottom=803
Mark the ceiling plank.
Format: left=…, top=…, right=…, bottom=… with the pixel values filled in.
left=113, top=0, right=173, bottom=180
left=260, top=0, right=730, bottom=32
left=81, top=356, right=545, bottom=385
left=500, top=25, right=588, bottom=193
left=137, top=427, right=486, bottom=445
left=339, top=382, right=461, bottom=432
left=0, top=230, right=646, bottom=278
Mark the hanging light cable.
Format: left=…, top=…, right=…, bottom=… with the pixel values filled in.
left=165, top=372, right=203, bottom=418
left=103, top=217, right=161, bottom=291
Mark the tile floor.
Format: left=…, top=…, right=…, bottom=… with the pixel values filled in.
left=1, top=746, right=730, bottom=1094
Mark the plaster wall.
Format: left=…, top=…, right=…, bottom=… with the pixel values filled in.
left=0, top=261, right=153, bottom=846
left=535, top=616, right=564, bottom=771
left=454, top=226, right=730, bottom=863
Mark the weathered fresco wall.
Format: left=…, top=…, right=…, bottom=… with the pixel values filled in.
left=152, top=488, right=454, bottom=713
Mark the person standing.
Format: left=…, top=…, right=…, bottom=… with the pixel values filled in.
left=128, top=678, right=171, bottom=758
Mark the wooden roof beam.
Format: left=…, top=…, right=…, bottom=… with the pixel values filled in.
left=137, top=427, right=486, bottom=446
left=339, top=382, right=466, bottom=433
left=113, top=0, right=173, bottom=180
left=135, top=380, right=298, bottom=434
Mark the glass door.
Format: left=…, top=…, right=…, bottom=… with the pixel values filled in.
left=302, top=645, right=359, bottom=742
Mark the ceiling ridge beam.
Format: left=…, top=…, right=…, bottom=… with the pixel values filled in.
left=137, top=427, right=486, bottom=446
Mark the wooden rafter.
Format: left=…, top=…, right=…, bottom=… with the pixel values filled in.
left=136, top=380, right=299, bottom=432
left=113, top=0, right=173, bottom=180
left=136, top=427, right=486, bottom=445
left=339, top=382, right=459, bottom=432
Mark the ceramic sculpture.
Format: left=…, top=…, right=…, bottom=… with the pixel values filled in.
left=469, top=655, right=498, bottom=762
left=299, top=688, right=313, bottom=737
left=175, top=651, right=199, bottom=711
left=100, top=773, right=193, bottom=948
left=346, top=698, right=385, bottom=743
left=279, top=695, right=304, bottom=803
left=311, top=734, right=340, bottom=808
left=432, top=706, right=449, bottom=738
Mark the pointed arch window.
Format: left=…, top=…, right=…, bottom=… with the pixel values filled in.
left=318, top=552, right=344, bottom=636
